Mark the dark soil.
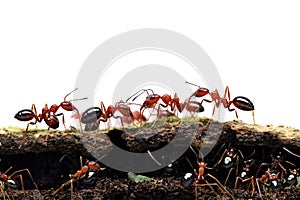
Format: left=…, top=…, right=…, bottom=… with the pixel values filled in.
left=0, top=119, right=300, bottom=200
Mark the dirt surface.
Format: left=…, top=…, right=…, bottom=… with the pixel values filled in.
left=0, top=119, right=300, bottom=199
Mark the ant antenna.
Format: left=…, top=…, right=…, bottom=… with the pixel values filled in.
left=189, top=146, right=204, bottom=162
left=147, top=150, right=161, bottom=166
left=126, top=89, right=155, bottom=102
left=64, top=88, right=79, bottom=101
left=283, top=147, right=300, bottom=158
left=4, top=166, right=13, bottom=174
left=185, top=157, right=194, bottom=170
left=63, top=88, right=88, bottom=102
left=185, top=81, right=201, bottom=88
left=70, top=97, right=88, bottom=102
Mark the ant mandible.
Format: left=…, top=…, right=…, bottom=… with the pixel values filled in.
left=185, top=81, right=255, bottom=124
left=15, top=88, right=87, bottom=148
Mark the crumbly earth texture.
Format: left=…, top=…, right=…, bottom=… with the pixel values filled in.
left=0, top=118, right=300, bottom=200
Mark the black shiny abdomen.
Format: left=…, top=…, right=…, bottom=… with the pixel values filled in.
left=14, top=109, right=35, bottom=121
left=80, top=107, right=103, bottom=124
left=232, top=96, right=254, bottom=111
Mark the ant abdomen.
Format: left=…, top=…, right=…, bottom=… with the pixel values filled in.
left=80, top=107, right=103, bottom=124
left=232, top=96, right=254, bottom=111
left=14, top=109, right=35, bottom=121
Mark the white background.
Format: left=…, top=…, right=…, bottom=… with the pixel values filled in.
left=0, top=1, right=299, bottom=129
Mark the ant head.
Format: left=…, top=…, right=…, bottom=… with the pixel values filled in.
left=198, top=162, right=206, bottom=168
left=227, top=148, right=236, bottom=157
left=194, top=88, right=209, bottom=98
left=144, top=94, right=160, bottom=106
left=185, top=81, right=209, bottom=98
left=290, top=169, right=299, bottom=175
left=270, top=171, right=279, bottom=179
left=62, top=88, right=87, bottom=108
left=244, top=159, right=255, bottom=167
left=87, top=161, right=103, bottom=171
left=272, top=151, right=283, bottom=162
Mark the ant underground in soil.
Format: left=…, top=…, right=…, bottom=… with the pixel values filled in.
left=0, top=166, right=38, bottom=200
left=182, top=147, right=234, bottom=200
left=53, top=156, right=105, bottom=200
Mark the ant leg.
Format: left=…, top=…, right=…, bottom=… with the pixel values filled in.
left=18, top=121, right=37, bottom=149
left=227, top=107, right=241, bottom=122
left=54, top=113, right=66, bottom=130
left=212, top=148, right=228, bottom=169
left=13, top=174, right=25, bottom=199
left=0, top=187, right=8, bottom=200
left=113, top=116, right=125, bottom=130
left=70, top=179, right=73, bottom=200
left=235, top=176, right=255, bottom=196
left=200, top=103, right=218, bottom=131
left=10, top=168, right=39, bottom=190
left=255, top=163, right=270, bottom=178
left=43, top=127, right=51, bottom=146
left=200, top=182, right=221, bottom=200
left=252, top=110, right=256, bottom=124
left=224, top=167, right=235, bottom=186
left=31, top=104, right=39, bottom=129
left=207, top=174, right=234, bottom=199
left=250, top=177, right=255, bottom=197
left=52, top=180, right=72, bottom=196
left=80, top=156, right=83, bottom=168
left=234, top=176, right=241, bottom=194
left=200, top=98, right=213, bottom=106
left=223, top=86, right=231, bottom=101
left=256, top=178, right=264, bottom=200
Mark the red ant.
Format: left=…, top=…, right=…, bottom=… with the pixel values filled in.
left=14, top=88, right=87, bottom=148
left=182, top=147, right=234, bottom=200
left=120, top=110, right=147, bottom=126
left=126, top=89, right=174, bottom=117
left=127, top=89, right=204, bottom=123
left=256, top=168, right=282, bottom=199
left=256, top=147, right=299, bottom=181
left=80, top=101, right=146, bottom=131
left=185, top=81, right=255, bottom=125
left=0, top=166, right=38, bottom=199
left=234, top=159, right=256, bottom=197
left=285, top=168, right=299, bottom=187
left=211, top=143, right=252, bottom=187
left=53, top=157, right=105, bottom=200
